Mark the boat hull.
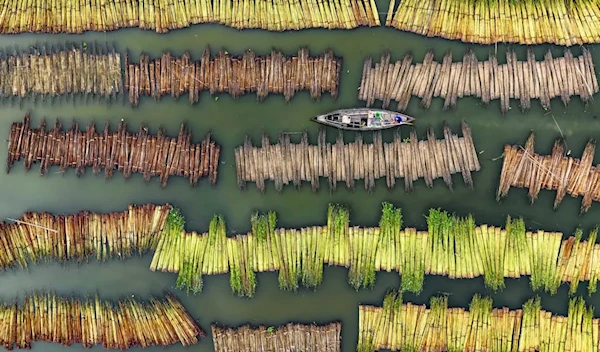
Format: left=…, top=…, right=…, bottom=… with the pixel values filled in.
left=311, top=117, right=402, bottom=131
left=312, top=108, right=415, bottom=131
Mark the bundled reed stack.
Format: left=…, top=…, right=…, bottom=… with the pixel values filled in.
left=4, top=203, right=600, bottom=296
left=235, top=123, right=480, bottom=193
left=0, top=44, right=122, bottom=100
left=497, top=133, right=600, bottom=213
left=0, top=204, right=171, bottom=270
left=0, top=0, right=379, bottom=33
left=0, top=292, right=203, bottom=350
left=386, top=0, right=600, bottom=46
left=150, top=211, right=231, bottom=295
left=359, top=48, right=598, bottom=113
left=6, top=115, right=220, bottom=187
left=358, top=292, right=598, bottom=352
left=211, top=322, right=341, bottom=352
left=149, top=203, right=600, bottom=296
left=125, top=47, right=342, bottom=105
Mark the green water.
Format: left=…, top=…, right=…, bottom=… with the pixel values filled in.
left=2, top=1, right=600, bottom=349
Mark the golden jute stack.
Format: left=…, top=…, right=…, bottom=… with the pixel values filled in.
left=0, top=0, right=379, bottom=33
left=0, top=292, right=203, bottom=350
left=359, top=293, right=598, bottom=352
left=386, top=0, right=600, bottom=45
left=0, top=204, right=170, bottom=268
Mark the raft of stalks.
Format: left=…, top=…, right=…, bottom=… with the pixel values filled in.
left=235, top=123, right=480, bottom=193
left=7, top=114, right=220, bottom=187
left=150, top=213, right=231, bottom=294
left=359, top=48, right=598, bottom=113
left=0, top=204, right=171, bottom=270
left=4, top=203, right=600, bottom=296
left=125, top=47, right=342, bottom=105
left=147, top=202, right=600, bottom=296
left=211, top=322, right=341, bottom=351
left=359, top=292, right=599, bottom=352
left=498, top=133, right=600, bottom=213
left=0, top=44, right=122, bottom=101
left=0, top=292, right=203, bottom=350
left=348, top=203, right=399, bottom=291
left=386, top=0, right=600, bottom=46
left=0, top=0, right=380, bottom=33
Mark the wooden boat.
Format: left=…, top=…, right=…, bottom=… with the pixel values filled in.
left=311, top=108, right=415, bottom=131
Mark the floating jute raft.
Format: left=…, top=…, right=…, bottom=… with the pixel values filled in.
left=359, top=293, right=598, bottom=352
left=150, top=203, right=600, bottom=297
left=385, top=0, right=600, bottom=46
left=0, top=45, right=122, bottom=100
left=498, top=133, right=600, bottom=213
left=0, top=204, right=170, bottom=268
left=234, top=122, right=480, bottom=192
left=6, top=115, right=220, bottom=187
left=0, top=0, right=380, bottom=33
left=124, top=47, right=342, bottom=106
left=4, top=203, right=600, bottom=298
left=0, top=292, right=203, bottom=350
left=359, top=48, right=598, bottom=114
left=211, top=323, right=341, bottom=352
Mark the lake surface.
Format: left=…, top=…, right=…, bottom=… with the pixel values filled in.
left=1, top=0, right=600, bottom=350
